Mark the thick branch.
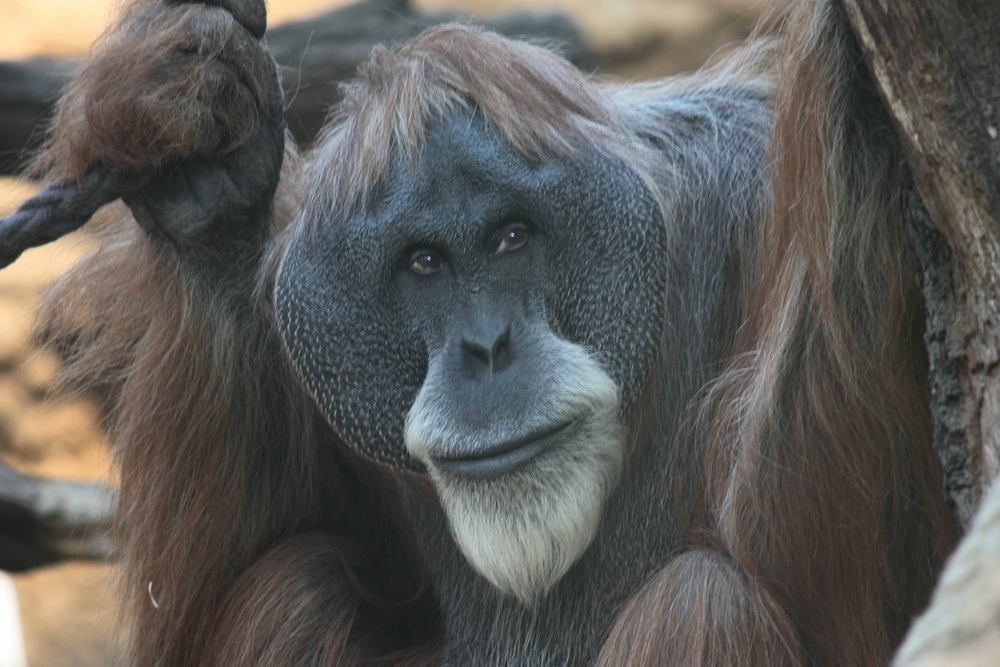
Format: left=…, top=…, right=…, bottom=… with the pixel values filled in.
left=0, top=460, right=114, bottom=571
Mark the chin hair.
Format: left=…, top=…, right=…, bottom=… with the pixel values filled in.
left=405, top=336, right=624, bottom=605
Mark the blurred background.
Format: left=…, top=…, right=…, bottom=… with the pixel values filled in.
left=0, top=0, right=768, bottom=664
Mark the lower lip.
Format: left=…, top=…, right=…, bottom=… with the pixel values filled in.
left=431, top=420, right=577, bottom=478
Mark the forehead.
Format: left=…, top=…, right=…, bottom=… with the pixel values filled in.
left=352, top=110, right=563, bottom=243
left=419, top=111, right=540, bottom=181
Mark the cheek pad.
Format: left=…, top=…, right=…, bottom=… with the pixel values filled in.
left=274, top=159, right=666, bottom=470
left=275, top=229, right=427, bottom=470
left=543, top=162, right=668, bottom=412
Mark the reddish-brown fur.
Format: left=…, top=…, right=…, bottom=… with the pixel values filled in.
left=35, top=0, right=270, bottom=181
left=596, top=550, right=803, bottom=666
left=37, top=156, right=441, bottom=664
left=595, top=5, right=959, bottom=665
left=30, top=0, right=957, bottom=665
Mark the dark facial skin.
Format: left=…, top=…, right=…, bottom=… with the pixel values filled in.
left=275, top=110, right=667, bottom=471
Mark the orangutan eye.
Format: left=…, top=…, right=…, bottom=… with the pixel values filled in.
left=497, top=224, right=529, bottom=254
left=409, top=249, right=443, bottom=275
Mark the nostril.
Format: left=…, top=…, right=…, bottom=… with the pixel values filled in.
left=491, top=326, right=512, bottom=371
left=461, top=324, right=513, bottom=373
left=463, top=340, right=492, bottom=368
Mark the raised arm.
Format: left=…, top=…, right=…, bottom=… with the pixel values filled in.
left=0, top=2, right=375, bottom=666
left=0, top=0, right=286, bottom=270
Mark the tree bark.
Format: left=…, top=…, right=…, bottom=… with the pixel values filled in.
left=894, top=475, right=1000, bottom=666
left=841, top=0, right=1000, bottom=529
left=839, top=0, right=1000, bottom=663
left=0, top=0, right=596, bottom=176
left=0, top=460, right=114, bottom=571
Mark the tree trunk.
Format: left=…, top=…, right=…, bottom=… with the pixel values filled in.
left=842, top=0, right=1000, bottom=528
left=839, top=0, right=1000, bottom=663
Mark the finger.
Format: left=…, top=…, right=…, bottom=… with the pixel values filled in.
left=124, top=161, right=244, bottom=245
left=122, top=114, right=286, bottom=248
left=0, top=172, right=128, bottom=269
left=164, top=0, right=267, bottom=39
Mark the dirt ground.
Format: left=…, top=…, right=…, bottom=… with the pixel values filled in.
left=0, top=1, right=766, bottom=664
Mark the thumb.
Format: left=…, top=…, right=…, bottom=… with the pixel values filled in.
left=164, top=0, right=267, bottom=39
